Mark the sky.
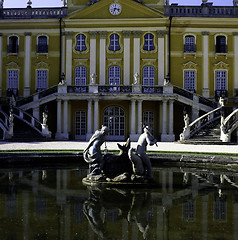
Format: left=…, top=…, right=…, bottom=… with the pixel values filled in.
left=2, top=0, right=233, bottom=8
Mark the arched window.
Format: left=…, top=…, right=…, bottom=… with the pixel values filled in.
left=8, top=36, right=18, bottom=54
left=109, top=33, right=120, bottom=51
left=75, top=66, right=87, bottom=85
left=75, top=34, right=87, bottom=52
left=216, top=35, right=227, bottom=53
left=143, top=33, right=155, bottom=51
left=37, top=36, right=48, bottom=53
left=184, top=35, right=196, bottom=53
left=103, top=106, right=125, bottom=140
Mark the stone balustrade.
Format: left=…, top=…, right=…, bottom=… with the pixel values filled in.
left=0, top=7, right=67, bottom=19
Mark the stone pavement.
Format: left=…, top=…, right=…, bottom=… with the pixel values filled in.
left=0, top=141, right=237, bottom=154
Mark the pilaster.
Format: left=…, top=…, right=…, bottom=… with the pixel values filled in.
left=123, top=31, right=131, bottom=85
left=89, top=31, right=97, bottom=81
left=24, top=32, right=32, bottom=97
left=133, top=31, right=141, bottom=79
left=202, top=31, right=210, bottom=98
left=99, top=31, right=106, bottom=85
left=0, top=33, right=2, bottom=97
left=65, top=31, right=73, bottom=85
left=86, top=100, right=93, bottom=140
left=157, top=30, right=166, bottom=85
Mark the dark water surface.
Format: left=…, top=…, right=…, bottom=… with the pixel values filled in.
left=0, top=165, right=238, bottom=240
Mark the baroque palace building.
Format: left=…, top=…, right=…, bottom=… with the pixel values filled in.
left=0, top=0, right=238, bottom=141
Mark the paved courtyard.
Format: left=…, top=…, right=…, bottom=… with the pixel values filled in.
left=0, top=141, right=237, bottom=154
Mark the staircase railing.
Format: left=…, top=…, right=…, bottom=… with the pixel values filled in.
left=220, top=108, right=238, bottom=142
left=180, top=106, right=222, bottom=141
left=13, top=106, right=51, bottom=138
left=0, top=110, right=12, bottom=140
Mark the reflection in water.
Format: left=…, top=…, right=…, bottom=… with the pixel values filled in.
left=0, top=166, right=238, bottom=239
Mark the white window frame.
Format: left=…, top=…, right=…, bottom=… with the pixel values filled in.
left=7, top=69, right=19, bottom=90
left=36, top=69, right=48, bottom=91
left=143, top=66, right=155, bottom=86
left=109, top=33, right=120, bottom=52
left=75, top=66, right=87, bottom=85
left=143, top=33, right=155, bottom=51
left=37, top=35, right=48, bottom=54
left=103, top=106, right=125, bottom=140
left=143, top=111, right=155, bottom=134
left=183, top=70, right=196, bottom=92
left=184, top=35, right=196, bottom=53
left=75, top=111, right=87, bottom=140
left=75, top=34, right=87, bottom=52
left=109, top=66, right=120, bottom=85
left=215, top=70, right=227, bottom=90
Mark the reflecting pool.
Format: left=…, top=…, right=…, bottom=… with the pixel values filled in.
left=0, top=165, right=238, bottom=240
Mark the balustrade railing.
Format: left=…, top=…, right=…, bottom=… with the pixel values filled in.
left=220, top=108, right=238, bottom=142
left=142, top=86, right=163, bottom=94
left=13, top=106, right=43, bottom=133
left=67, top=86, right=88, bottom=93
left=98, top=85, right=132, bottom=93
left=1, top=7, right=67, bottom=19
left=180, top=106, right=222, bottom=140
left=165, top=5, right=238, bottom=17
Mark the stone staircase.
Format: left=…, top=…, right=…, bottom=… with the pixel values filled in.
left=183, top=119, right=223, bottom=144
left=9, top=118, right=48, bottom=142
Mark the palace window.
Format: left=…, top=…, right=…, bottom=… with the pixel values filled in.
left=184, top=70, right=196, bottom=92
left=75, top=34, right=87, bottom=52
left=36, top=70, right=48, bottom=92
left=214, top=197, right=226, bottom=221
left=37, top=36, right=48, bottom=53
left=109, top=66, right=120, bottom=92
left=7, top=70, right=18, bottom=96
left=183, top=200, right=195, bottom=221
left=216, top=35, right=227, bottom=53
left=75, top=111, right=86, bottom=140
left=75, top=66, right=87, bottom=85
left=143, top=66, right=155, bottom=93
left=143, top=111, right=155, bottom=134
left=8, top=36, right=18, bottom=54
left=215, top=70, right=228, bottom=98
left=184, top=35, right=196, bottom=53
left=109, top=33, right=120, bottom=51
left=103, top=106, right=125, bottom=140
left=143, top=33, right=155, bottom=51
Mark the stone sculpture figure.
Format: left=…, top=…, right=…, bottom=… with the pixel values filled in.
left=83, top=126, right=109, bottom=180
left=129, top=124, right=157, bottom=179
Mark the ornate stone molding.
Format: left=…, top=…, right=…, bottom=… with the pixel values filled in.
left=35, top=61, right=49, bottom=69
left=6, top=61, right=20, bottom=69
left=156, top=30, right=167, bottom=38
left=202, top=31, right=210, bottom=36
left=213, top=61, right=229, bottom=70
left=183, top=61, right=198, bottom=69
left=122, top=31, right=131, bottom=38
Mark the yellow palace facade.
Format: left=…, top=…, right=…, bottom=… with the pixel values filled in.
left=0, top=0, right=238, bottom=141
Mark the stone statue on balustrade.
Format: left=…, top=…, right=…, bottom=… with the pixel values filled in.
left=82, top=124, right=157, bottom=187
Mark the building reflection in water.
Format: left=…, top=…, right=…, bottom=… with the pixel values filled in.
left=0, top=167, right=237, bottom=239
